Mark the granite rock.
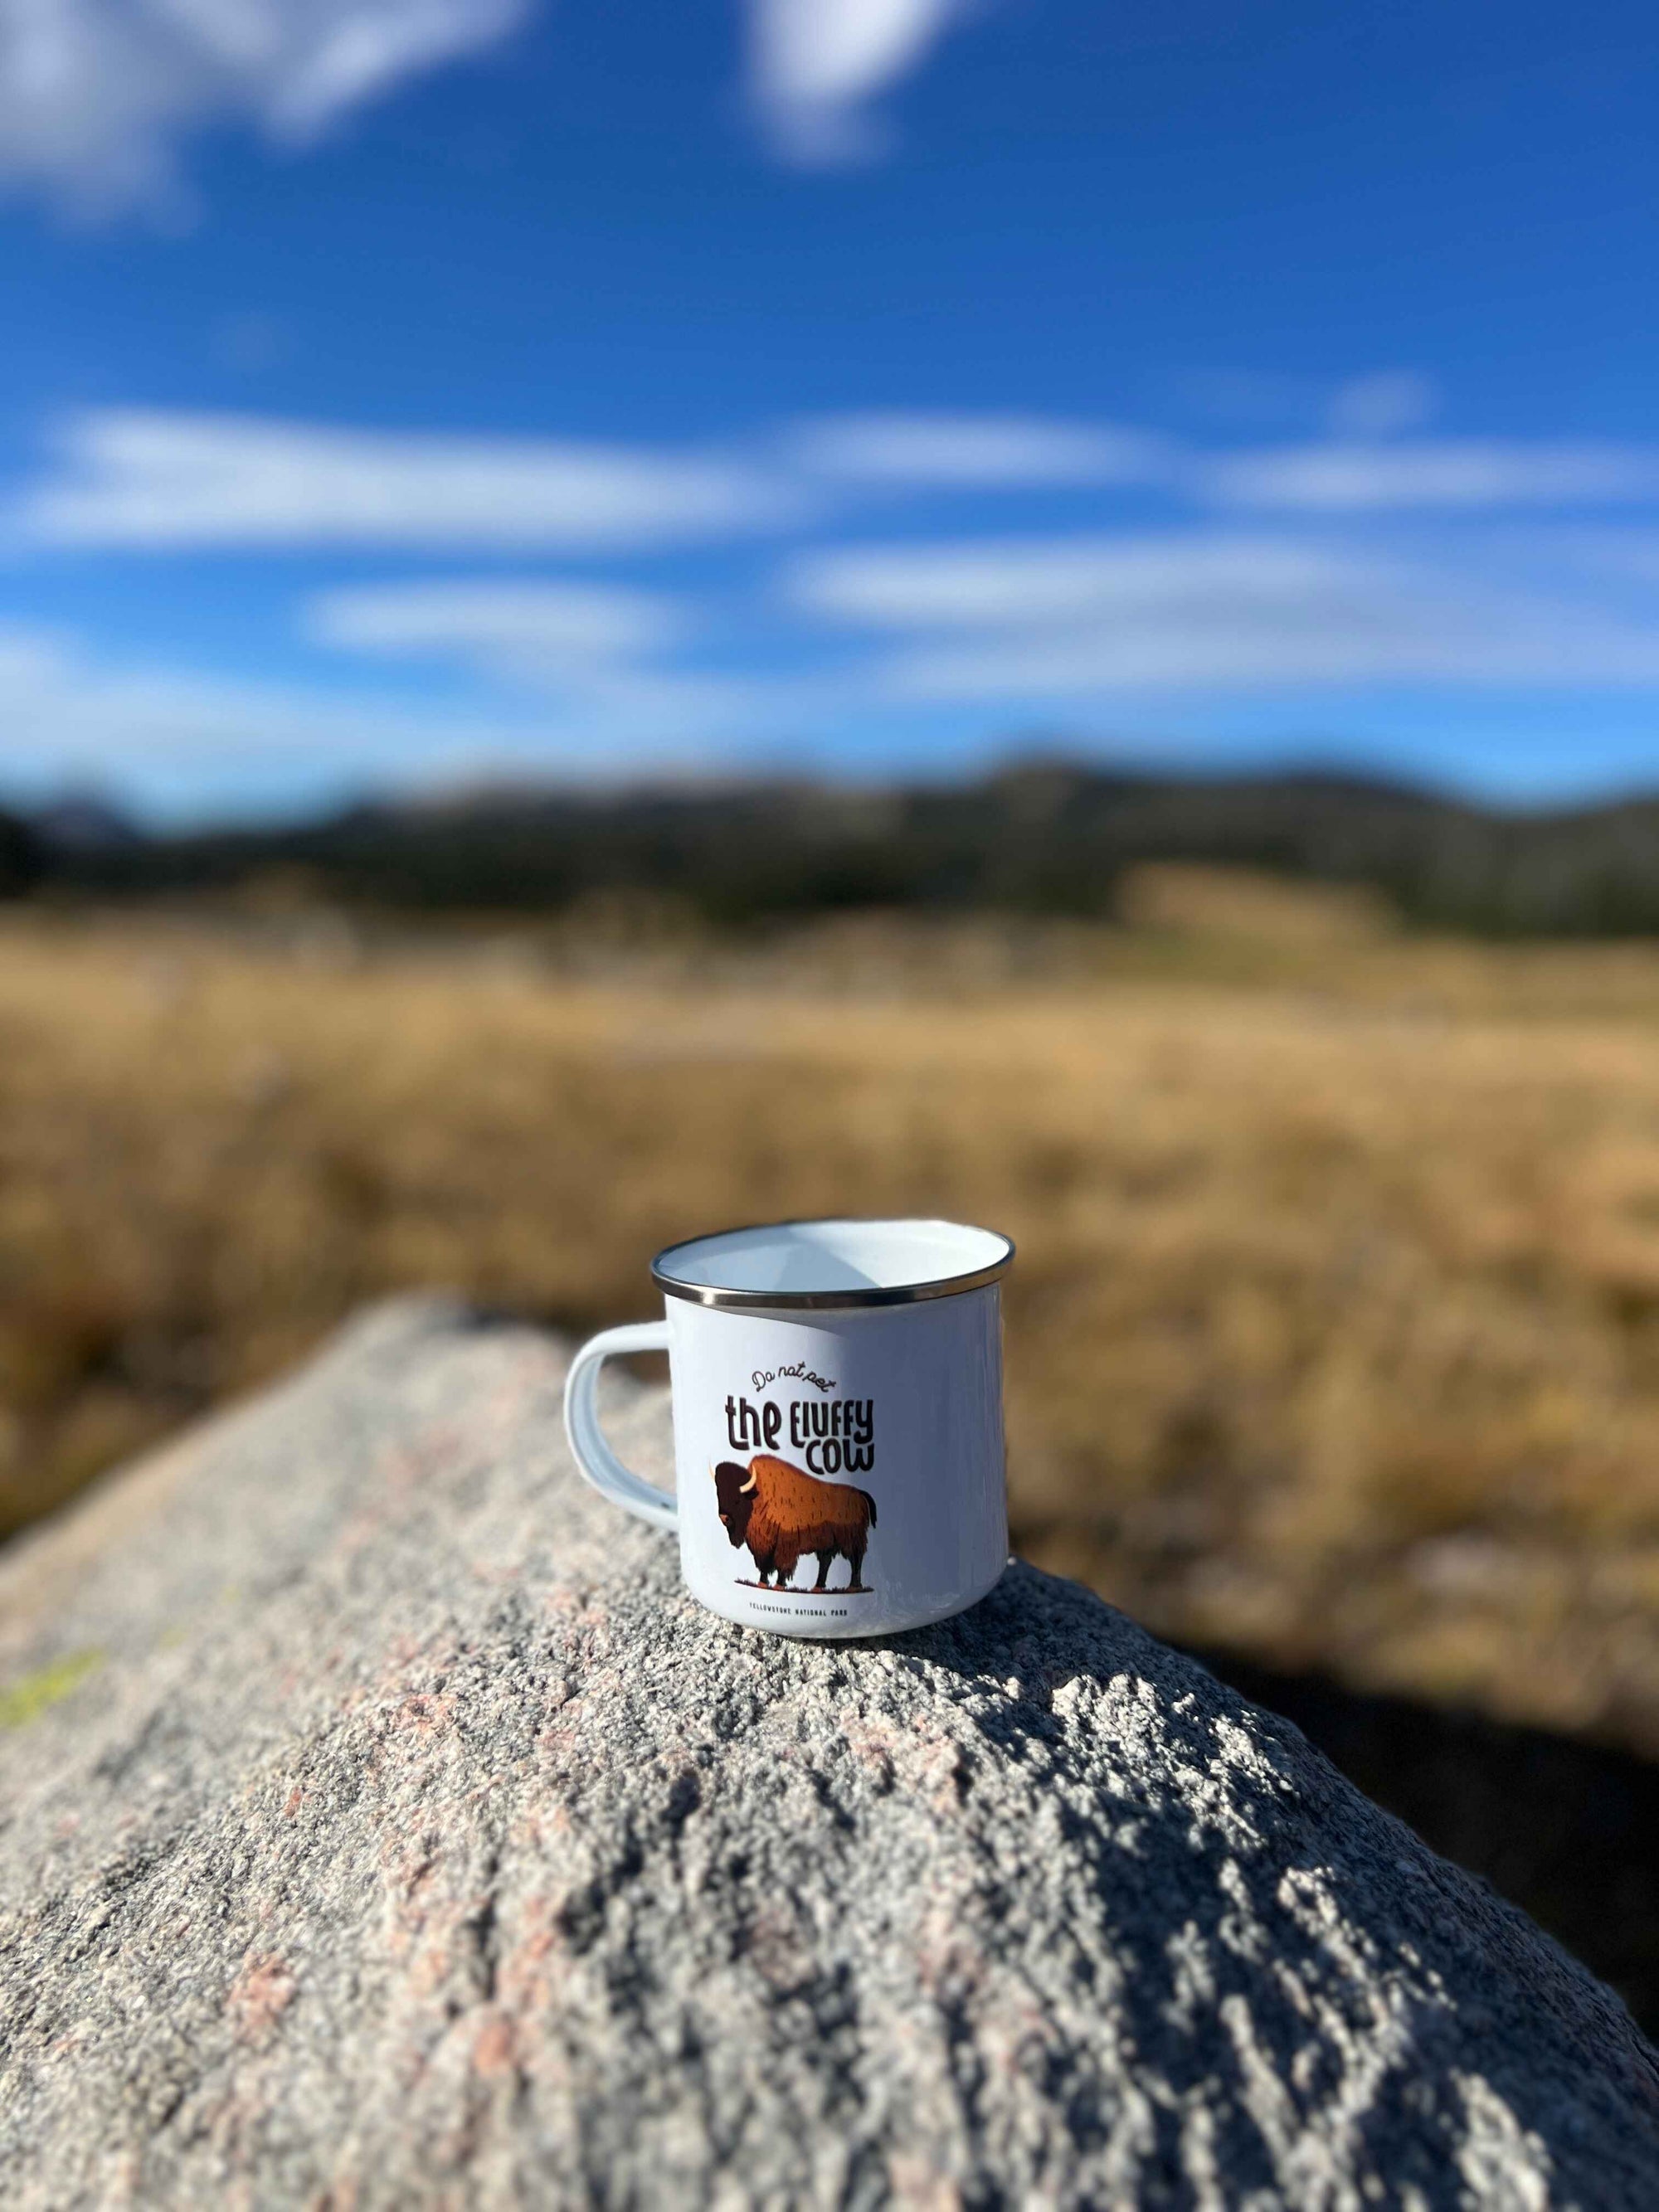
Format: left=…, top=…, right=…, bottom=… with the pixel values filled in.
left=1, top=1297, right=1657, bottom=2209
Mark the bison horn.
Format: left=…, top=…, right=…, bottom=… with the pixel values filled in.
left=738, top=1471, right=757, bottom=1493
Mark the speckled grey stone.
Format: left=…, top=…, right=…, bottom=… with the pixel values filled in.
left=1, top=1299, right=1656, bottom=2210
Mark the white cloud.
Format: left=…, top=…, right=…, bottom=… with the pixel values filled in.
left=789, top=412, right=1169, bottom=489
left=787, top=530, right=1659, bottom=698
left=1204, top=440, right=1659, bottom=511
left=0, top=0, right=990, bottom=207
left=32, top=410, right=1655, bottom=558
left=791, top=534, right=1349, bottom=628
left=16, top=409, right=799, bottom=550
left=745, top=0, right=973, bottom=160
left=0, top=0, right=524, bottom=211
left=308, top=577, right=687, bottom=675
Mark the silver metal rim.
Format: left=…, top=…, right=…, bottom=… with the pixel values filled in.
left=650, top=1217, right=1015, bottom=1312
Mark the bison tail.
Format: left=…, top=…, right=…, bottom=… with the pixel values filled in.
left=861, top=1490, right=878, bottom=1527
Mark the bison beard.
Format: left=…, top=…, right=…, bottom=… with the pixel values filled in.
left=713, top=1456, right=877, bottom=1593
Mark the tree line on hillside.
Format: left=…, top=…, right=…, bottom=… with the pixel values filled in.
left=6, top=762, right=1659, bottom=936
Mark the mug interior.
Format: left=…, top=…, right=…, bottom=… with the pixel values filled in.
left=652, top=1217, right=1012, bottom=1306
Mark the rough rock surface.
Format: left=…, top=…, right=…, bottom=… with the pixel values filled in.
left=2, top=1300, right=1657, bottom=2210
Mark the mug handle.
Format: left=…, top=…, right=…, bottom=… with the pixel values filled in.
left=562, top=1321, right=679, bottom=1532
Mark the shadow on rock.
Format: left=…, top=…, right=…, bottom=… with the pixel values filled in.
left=1183, top=1645, right=1659, bottom=2045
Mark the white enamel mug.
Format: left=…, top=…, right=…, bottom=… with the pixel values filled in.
left=563, top=1218, right=1014, bottom=1639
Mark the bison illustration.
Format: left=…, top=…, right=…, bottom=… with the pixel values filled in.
left=713, top=1454, right=877, bottom=1593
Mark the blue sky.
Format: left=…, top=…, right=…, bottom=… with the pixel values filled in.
left=2, top=0, right=1659, bottom=819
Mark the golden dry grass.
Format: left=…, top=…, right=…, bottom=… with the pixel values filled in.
left=10, top=877, right=1659, bottom=1750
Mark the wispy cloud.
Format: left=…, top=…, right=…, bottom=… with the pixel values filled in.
left=789, top=412, right=1168, bottom=488
left=0, top=0, right=525, bottom=211
left=1203, top=440, right=1659, bottom=511
left=788, top=530, right=1659, bottom=696
left=308, top=575, right=791, bottom=743
left=1324, top=372, right=1439, bottom=440
left=0, top=616, right=532, bottom=782
left=15, top=394, right=1659, bottom=800
left=745, top=0, right=975, bottom=161
left=1535, top=527, right=1659, bottom=589
left=789, top=534, right=1352, bottom=628
left=0, top=0, right=992, bottom=208
left=25, top=402, right=1658, bottom=566
left=308, top=578, right=688, bottom=674
left=17, top=411, right=800, bottom=551
left=0, top=605, right=794, bottom=809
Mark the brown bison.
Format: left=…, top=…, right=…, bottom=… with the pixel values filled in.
left=713, top=1454, right=877, bottom=1593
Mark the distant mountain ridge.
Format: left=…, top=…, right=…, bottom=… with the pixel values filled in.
left=9, top=761, right=1659, bottom=936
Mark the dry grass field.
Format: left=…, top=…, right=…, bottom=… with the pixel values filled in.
left=11, top=873, right=1659, bottom=1753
